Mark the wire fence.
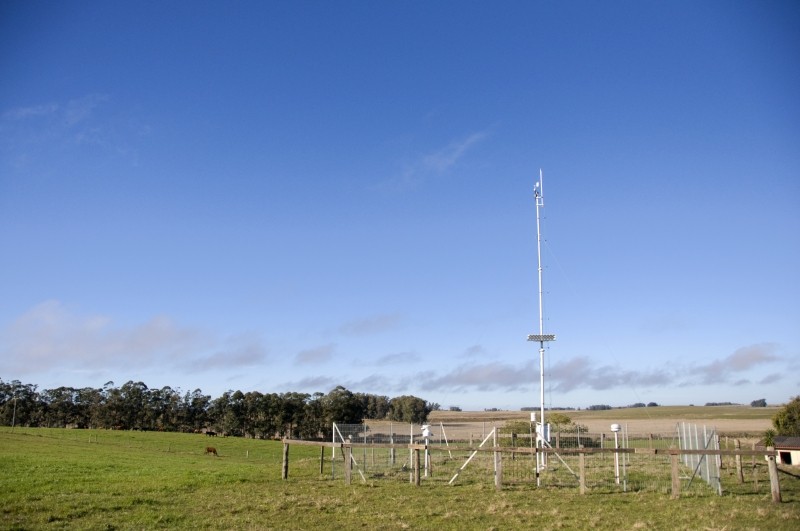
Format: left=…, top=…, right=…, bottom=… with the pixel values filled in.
left=311, top=421, right=779, bottom=499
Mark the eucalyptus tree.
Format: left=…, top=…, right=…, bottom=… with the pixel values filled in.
left=388, top=395, right=431, bottom=424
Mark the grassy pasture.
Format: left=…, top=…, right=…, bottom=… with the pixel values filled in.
left=2, top=427, right=799, bottom=530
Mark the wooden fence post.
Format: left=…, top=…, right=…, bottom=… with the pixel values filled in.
left=511, top=433, right=517, bottom=461
left=734, top=439, right=743, bottom=484
left=414, top=448, right=421, bottom=486
left=345, top=446, right=352, bottom=485
left=319, top=445, right=325, bottom=475
left=281, top=442, right=290, bottom=480
left=752, top=441, right=759, bottom=491
left=670, top=450, right=680, bottom=499
left=767, top=447, right=782, bottom=503
left=579, top=448, right=586, bottom=495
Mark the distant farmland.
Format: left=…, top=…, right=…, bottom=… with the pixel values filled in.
left=429, top=405, right=775, bottom=435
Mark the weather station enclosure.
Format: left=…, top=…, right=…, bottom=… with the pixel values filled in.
left=275, top=419, right=784, bottom=501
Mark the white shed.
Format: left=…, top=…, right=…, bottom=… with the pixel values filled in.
left=774, top=436, right=800, bottom=466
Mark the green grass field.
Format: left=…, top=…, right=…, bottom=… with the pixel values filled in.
left=2, top=427, right=799, bottom=530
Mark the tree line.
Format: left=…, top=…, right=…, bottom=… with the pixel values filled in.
left=0, top=379, right=436, bottom=440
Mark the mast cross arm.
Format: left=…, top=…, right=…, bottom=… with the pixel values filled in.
left=527, top=334, right=556, bottom=342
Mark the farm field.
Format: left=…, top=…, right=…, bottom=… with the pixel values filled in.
left=2, top=426, right=799, bottom=530
left=429, top=405, right=777, bottom=434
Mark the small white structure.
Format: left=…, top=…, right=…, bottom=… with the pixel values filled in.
left=774, top=436, right=800, bottom=466
left=610, top=423, right=622, bottom=484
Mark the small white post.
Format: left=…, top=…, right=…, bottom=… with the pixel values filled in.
left=611, top=424, right=621, bottom=485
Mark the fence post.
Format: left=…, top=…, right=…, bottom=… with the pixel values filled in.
left=767, top=447, right=782, bottom=503
left=734, top=439, right=743, bottom=484
left=511, top=432, right=517, bottom=461
left=319, top=445, right=325, bottom=475
left=281, top=442, right=290, bottom=480
left=414, top=448, right=421, bottom=486
left=579, top=447, right=586, bottom=495
left=495, top=450, right=503, bottom=491
left=345, top=445, right=352, bottom=485
left=752, top=442, right=759, bottom=491
left=670, top=449, right=680, bottom=499
left=494, top=430, right=502, bottom=491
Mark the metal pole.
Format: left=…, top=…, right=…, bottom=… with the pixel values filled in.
left=614, top=430, right=620, bottom=485
left=534, top=170, right=546, bottom=480
left=535, top=172, right=545, bottom=438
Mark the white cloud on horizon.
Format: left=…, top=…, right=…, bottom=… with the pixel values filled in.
left=0, top=300, right=266, bottom=378
left=697, top=342, right=781, bottom=384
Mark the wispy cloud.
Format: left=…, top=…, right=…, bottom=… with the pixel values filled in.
left=697, top=343, right=780, bottom=384
left=0, top=300, right=214, bottom=374
left=2, top=103, right=60, bottom=120
left=759, top=373, right=783, bottom=385
left=339, top=313, right=402, bottom=336
left=373, top=351, right=420, bottom=365
left=417, top=360, right=535, bottom=392
left=294, top=343, right=336, bottom=365
left=460, top=344, right=486, bottom=358
left=284, top=373, right=409, bottom=395
left=375, top=130, right=490, bottom=192
left=421, top=132, right=488, bottom=173
left=396, top=343, right=782, bottom=397
left=287, top=376, right=338, bottom=392
left=189, top=334, right=269, bottom=372
left=549, top=356, right=672, bottom=392
left=1, top=94, right=144, bottom=169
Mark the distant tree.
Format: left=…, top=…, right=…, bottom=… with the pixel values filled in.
left=0, top=379, right=43, bottom=427
left=547, top=412, right=573, bottom=429
left=355, top=392, right=391, bottom=420
left=772, top=396, right=800, bottom=437
left=587, top=405, right=612, bottom=411
left=388, top=395, right=431, bottom=424
left=182, top=389, right=210, bottom=432
left=321, top=386, right=365, bottom=426
left=647, top=402, right=659, bottom=407
left=629, top=403, right=646, bottom=408
left=298, top=393, right=326, bottom=440
left=449, top=406, right=462, bottom=412
left=750, top=398, right=767, bottom=408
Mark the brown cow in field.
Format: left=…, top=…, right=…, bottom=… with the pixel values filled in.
left=205, top=446, right=218, bottom=456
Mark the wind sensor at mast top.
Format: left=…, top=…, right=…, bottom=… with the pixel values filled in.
left=528, top=169, right=555, bottom=344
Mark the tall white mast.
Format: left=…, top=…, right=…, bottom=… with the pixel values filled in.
left=528, top=168, right=556, bottom=483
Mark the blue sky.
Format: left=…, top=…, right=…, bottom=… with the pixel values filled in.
left=1, top=0, right=798, bottom=410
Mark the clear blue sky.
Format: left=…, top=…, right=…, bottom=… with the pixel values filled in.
left=1, top=0, right=798, bottom=410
